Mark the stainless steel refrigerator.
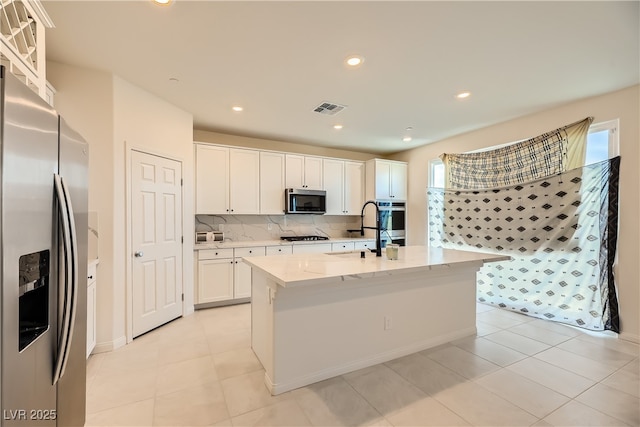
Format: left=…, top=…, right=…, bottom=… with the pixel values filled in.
left=1, top=66, right=87, bottom=426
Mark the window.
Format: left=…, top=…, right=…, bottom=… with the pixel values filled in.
left=585, top=119, right=619, bottom=165
left=429, top=158, right=445, bottom=188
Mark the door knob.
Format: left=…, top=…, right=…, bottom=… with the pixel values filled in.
left=134, top=251, right=144, bottom=258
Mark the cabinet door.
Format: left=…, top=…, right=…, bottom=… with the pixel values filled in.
left=390, top=162, right=408, bottom=200
left=304, top=156, right=323, bottom=190
left=374, top=160, right=392, bottom=200
left=197, top=259, right=233, bottom=303
left=234, top=261, right=252, bottom=299
left=323, top=159, right=344, bottom=215
left=195, top=144, right=229, bottom=214
left=260, top=152, right=285, bottom=214
left=233, top=246, right=265, bottom=299
left=285, top=154, right=305, bottom=188
left=229, top=148, right=260, bottom=214
left=344, top=161, right=364, bottom=215
left=86, top=281, right=96, bottom=358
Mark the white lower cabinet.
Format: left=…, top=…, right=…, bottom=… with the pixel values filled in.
left=86, top=260, right=98, bottom=358
left=197, top=249, right=234, bottom=304
left=354, top=240, right=376, bottom=251
left=195, top=241, right=374, bottom=307
left=233, top=246, right=266, bottom=299
left=293, top=243, right=332, bottom=254
left=331, top=242, right=355, bottom=252
left=196, top=247, right=266, bottom=306
left=266, top=245, right=293, bottom=256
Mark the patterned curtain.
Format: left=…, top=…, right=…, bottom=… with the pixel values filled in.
left=428, top=158, right=620, bottom=331
left=440, top=117, right=592, bottom=189
left=430, top=117, right=620, bottom=332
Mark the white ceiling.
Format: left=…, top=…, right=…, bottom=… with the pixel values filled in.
left=42, top=1, right=639, bottom=155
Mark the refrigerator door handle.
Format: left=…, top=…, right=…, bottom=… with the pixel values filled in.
left=53, top=174, right=79, bottom=385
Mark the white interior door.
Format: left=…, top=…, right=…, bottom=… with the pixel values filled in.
left=131, top=150, right=183, bottom=337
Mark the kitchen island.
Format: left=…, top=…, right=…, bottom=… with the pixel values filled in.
left=245, top=245, right=510, bottom=395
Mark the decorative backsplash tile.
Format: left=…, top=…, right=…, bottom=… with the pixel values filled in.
left=195, top=214, right=363, bottom=242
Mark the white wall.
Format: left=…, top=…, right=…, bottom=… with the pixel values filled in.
left=391, top=85, right=640, bottom=342
left=47, top=62, right=194, bottom=351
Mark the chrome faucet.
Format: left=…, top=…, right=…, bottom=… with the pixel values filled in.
left=360, top=200, right=382, bottom=257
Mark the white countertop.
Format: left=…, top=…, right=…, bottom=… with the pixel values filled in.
left=243, top=245, right=511, bottom=288
left=194, top=237, right=374, bottom=250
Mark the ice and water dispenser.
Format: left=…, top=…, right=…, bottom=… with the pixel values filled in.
left=18, top=250, right=50, bottom=351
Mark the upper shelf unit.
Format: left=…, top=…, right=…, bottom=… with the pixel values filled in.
left=1, top=0, right=53, bottom=99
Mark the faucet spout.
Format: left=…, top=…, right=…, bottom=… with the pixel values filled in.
left=360, top=200, right=382, bottom=257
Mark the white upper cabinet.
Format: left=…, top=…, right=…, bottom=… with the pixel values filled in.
left=196, top=142, right=368, bottom=215
left=285, top=154, right=323, bottom=190
left=322, top=159, right=344, bottom=215
left=260, top=151, right=285, bottom=214
left=323, top=159, right=364, bottom=215
left=344, top=161, right=365, bottom=214
left=366, top=159, right=408, bottom=201
left=196, top=144, right=229, bottom=214
left=229, top=148, right=260, bottom=214
left=195, top=144, right=259, bottom=214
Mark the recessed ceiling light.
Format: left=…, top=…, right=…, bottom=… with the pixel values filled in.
left=168, top=77, right=179, bottom=83
left=232, top=106, right=243, bottom=112
left=403, top=136, right=412, bottom=142
left=345, top=55, right=364, bottom=67
left=333, top=124, right=343, bottom=130
left=456, top=91, right=471, bottom=99
left=154, top=0, right=172, bottom=5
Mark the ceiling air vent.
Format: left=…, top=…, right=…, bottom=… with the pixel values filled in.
left=313, top=101, right=347, bottom=115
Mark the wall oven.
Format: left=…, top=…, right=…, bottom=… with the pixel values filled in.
left=378, top=200, right=406, bottom=246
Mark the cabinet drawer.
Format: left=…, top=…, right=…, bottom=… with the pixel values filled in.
left=234, top=246, right=266, bottom=258
left=331, top=242, right=355, bottom=252
left=266, top=245, right=293, bottom=256
left=293, top=243, right=332, bottom=254
left=199, top=248, right=234, bottom=260
left=354, top=240, right=376, bottom=250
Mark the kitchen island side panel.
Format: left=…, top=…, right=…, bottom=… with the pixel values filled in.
left=250, top=272, right=274, bottom=382
left=256, top=265, right=480, bottom=395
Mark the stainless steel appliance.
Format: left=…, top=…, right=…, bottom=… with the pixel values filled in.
left=285, top=189, right=326, bottom=214
left=1, top=66, right=88, bottom=426
left=280, top=235, right=329, bottom=242
left=378, top=201, right=406, bottom=246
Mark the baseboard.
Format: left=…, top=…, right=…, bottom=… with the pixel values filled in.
left=267, top=326, right=477, bottom=395
left=92, top=335, right=126, bottom=354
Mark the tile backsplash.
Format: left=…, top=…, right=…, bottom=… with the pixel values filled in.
left=195, top=214, right=363, bottom=242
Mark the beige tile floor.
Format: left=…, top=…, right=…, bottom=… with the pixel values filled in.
left=85, top=303, right=639, bottom=426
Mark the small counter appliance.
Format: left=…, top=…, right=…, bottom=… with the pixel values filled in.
left=195, top=231, right=224, bottom=243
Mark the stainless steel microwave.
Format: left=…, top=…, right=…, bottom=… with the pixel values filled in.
left=285, top=188, right=326, bottom=214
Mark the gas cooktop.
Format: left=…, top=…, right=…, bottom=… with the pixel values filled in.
left=280, top=235, right=329, bottom=242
